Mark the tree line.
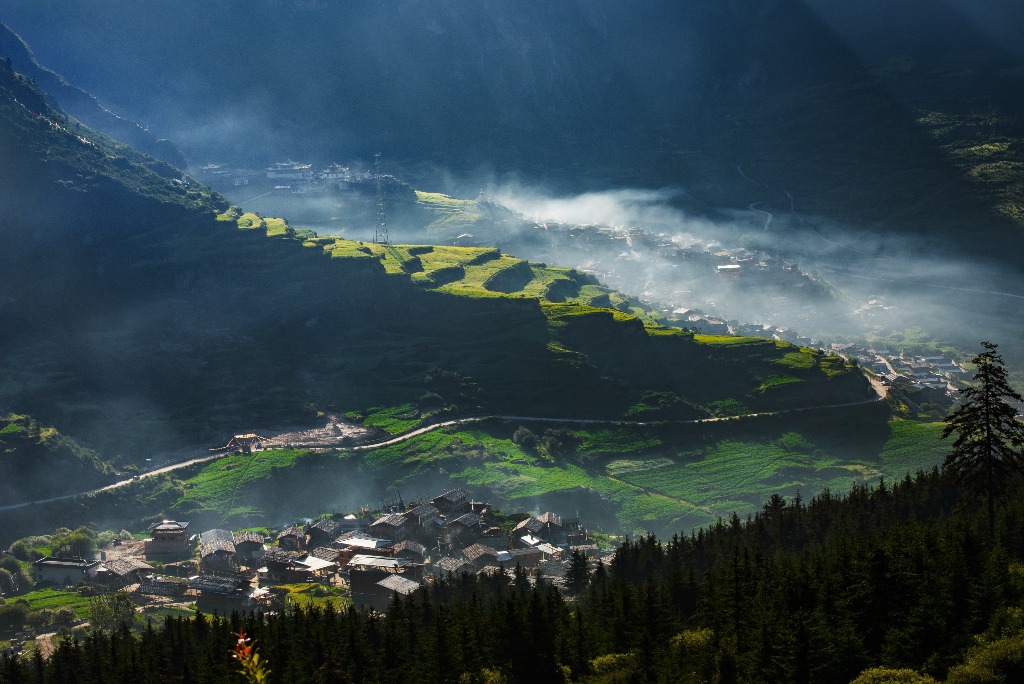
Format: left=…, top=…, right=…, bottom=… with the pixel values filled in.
left=1, top=464, right=1022, bottom=683
left=0, top=342, right=1021, bottom=682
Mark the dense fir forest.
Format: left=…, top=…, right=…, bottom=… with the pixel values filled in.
left=4, top=467, right=1024, bottom=683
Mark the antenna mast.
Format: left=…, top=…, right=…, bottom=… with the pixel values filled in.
left=374, top=152, right=390, bottom=245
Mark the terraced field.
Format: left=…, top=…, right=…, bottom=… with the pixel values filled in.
left=21, top=588, right=93, bottom=618
left=159, top=412, right=950, bottom=537
left=90, top=211, right=896, bottom=536
left=226, top=207, right=647, bottom=314
left=176, top=448, right=310, bottom=519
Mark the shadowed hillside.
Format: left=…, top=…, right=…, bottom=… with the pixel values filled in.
left=0, top=58, right=871, bottom=467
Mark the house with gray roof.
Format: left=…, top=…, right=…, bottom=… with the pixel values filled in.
left=369, top=513, right=408, bottom=541
left=198, top=529, right=237, bottom=571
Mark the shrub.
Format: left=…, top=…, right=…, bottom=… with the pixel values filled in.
left=511, top=426, right=539, bottom=452
left=8, top=541, right=30, bottom=561
left=946, top=636, right=1024, bottom=684
left=850, top=667, right=937, bottom=683
left=0, top=569, right=15, bottom=596
left=89, top=591, right=136, bottom=633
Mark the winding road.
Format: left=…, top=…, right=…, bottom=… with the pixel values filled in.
left=0, top=381, right=886, bottom=514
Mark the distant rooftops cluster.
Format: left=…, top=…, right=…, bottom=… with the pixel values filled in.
left=33, top=486, right=606, bottom=616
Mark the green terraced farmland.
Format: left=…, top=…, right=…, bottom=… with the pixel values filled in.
left=21, top=588, right=93, bottom=618
left=877, top=420, right=948, bottom=475
left=177, top=449, right=310, bottom=518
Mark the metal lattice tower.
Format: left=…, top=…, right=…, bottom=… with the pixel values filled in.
left=374, top=153, right=390, bottom=245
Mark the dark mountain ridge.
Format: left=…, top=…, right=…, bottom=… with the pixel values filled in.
left=4, top=0, right=1023, bottom=266
left=0, top=22, right=187, bottom=168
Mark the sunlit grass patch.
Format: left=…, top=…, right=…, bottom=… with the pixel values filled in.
left=618, top=493, right=707, bottom=532
left=969, top=161, right=1024, bottom=183
left=263, top=217, right=289, bottom=236
left=774, top=351, right=817, bottom=369
left=818, top=357, right=852, bottom=377
left=414, top=190, right=476, bottom=210
left=605, top=457, right=675, bottom=476
left=359, top=404, right=421, bottom=435
left=21, top=588, right=93, bottom=618
left=581, top=428, right=663, bottom=455
left=953, top=141, right=1012, bottom=158
left=236, top=212, right=263, bottom=230
left=758, top=375, right=803, bottom=392
left=693, top=334, right=764, bottom=346
left=542, top=301, right=637, bottom=324
left=177, top=449, right=309, bottom=513
left=878, top=419, right=947, bottom=476
left=453, top=461, right=596, bottom=499
left=273, top=583, right=350, bottom=611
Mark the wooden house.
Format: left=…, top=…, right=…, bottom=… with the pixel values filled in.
left=232, top=531, right=266, bottom=566
left=32, top=557, right=101, bottom=586
left=306, top=517, right=347, bottom=548
left=198, top=529, right=237, bottom=572
left=403, top=503, right=443, bottom=529
left=433, top=556, right=473, bottom=578
left=369, top=513, right=408, bottom=542
left=144, top=520, right=192, bottom=558
left=431, top=489, right=470, bottom=517
left=446, top=512, right=482, bottom=547
left=392, top=540, right=427, bottom=562
left=94, top=558, right=154, bottom=588
left=276, top=525, right=307, bottom=551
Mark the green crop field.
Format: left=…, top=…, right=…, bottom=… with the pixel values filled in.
left=693, top=335, right=766, bottom=346
left=273, top=583, right=350, bottom=611
left=774, top=350, right=818, bottom=369
left=177, top=449, right=310, bottom=517
left=334, top=414, right=949, bottom=536
left=357, top=404, right=423, bottom=435
left=877, top=419, right=948, bottom=475
left=21, top=588, right=93, bottom=618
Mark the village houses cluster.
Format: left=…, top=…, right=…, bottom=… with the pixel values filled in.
left=197, top=160, right=398, bottom=197
left=29, top=488, right=603, bottom=614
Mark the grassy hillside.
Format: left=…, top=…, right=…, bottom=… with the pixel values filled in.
left=0, top=406, right=948, bottom=544
left=0, top=56, right=873, bottom=470
left=0, top=57, right=915, bottom=545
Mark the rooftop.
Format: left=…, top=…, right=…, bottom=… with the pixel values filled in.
left=189, top=575, right=245, bottom=595
left=308, top=517, right=347, bottom=536
left=276, top=525, right=305, bottom=540
left=33, top=557, right=99, bottom=569
left=436, top=556, right=472, bottom=573
left=372, top=513, right=408, bottom=528
left=377, top=574, right=420, bottom=595
left=393, top=540, right=427, bottom=556
left=233, top=531, right=266, bottom=545
left=348, top=555, right=411, bottom=571
left=99, top=558, right=153, bottom=576
left=450, top=512, right=481, bottom=528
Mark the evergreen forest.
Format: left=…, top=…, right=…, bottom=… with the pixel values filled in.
left=5, top=467, right=1024, bottom=683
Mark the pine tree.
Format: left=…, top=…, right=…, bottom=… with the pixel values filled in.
left=565, top=549, right=590, bottom=596
left=942, top=341, right=1024, bottom=539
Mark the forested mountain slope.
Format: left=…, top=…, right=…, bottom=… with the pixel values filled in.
left=0, top=58, right=871, bottom=466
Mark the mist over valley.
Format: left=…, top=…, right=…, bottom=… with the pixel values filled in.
left=3, top=2, right=1024, bottom=656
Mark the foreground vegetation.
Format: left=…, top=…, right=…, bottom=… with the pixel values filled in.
left=7, top=467, right=1024, bottom=682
